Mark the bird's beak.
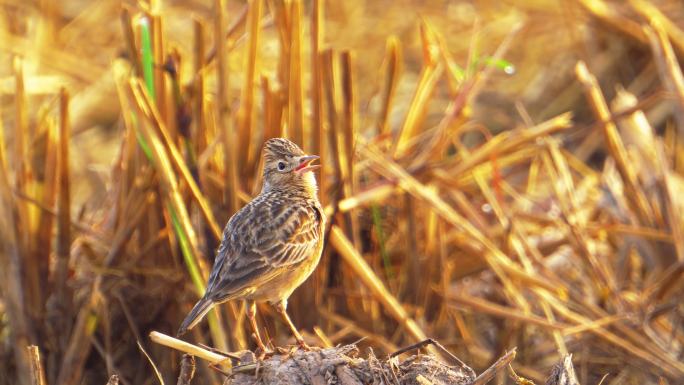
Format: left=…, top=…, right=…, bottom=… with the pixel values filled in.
left=294, top=155, right=320, bottom=173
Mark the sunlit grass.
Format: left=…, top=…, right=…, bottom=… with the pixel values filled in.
left=1, top=1, right=684, bottom=384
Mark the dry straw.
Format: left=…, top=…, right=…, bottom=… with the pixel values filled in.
left=1, top=1, right=684, bottom=385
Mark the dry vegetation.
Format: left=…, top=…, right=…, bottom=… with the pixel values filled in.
left=1, top=0, right=684, bottom=384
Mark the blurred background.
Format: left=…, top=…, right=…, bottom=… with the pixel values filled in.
left=1, top=0, right=684, bottom=384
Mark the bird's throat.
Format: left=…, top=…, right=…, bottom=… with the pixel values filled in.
left=260, top=171, right=319, bottom=198
left=301, top=171, right=319, bottom=197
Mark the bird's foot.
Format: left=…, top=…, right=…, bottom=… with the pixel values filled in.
left=275, top=346, right=293, bottom=355
left=255, top=347, right=275, bottom=361
left=275, top=345, right=297, bottom=361
left=295, top=339, right=323, bottom=352
left=275, top=341, right=320, bottom=360
left=296, top=340, right=313, bottom=351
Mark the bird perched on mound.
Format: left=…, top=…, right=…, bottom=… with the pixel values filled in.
left=178, top=138, right=325, bottom=352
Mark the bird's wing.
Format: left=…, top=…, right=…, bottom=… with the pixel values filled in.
left=204, top=195, right=322, bottom=302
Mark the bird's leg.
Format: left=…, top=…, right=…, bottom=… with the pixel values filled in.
left=273, top=300, right=310, bottom=350
left=246, top=301, right=271, bottom=356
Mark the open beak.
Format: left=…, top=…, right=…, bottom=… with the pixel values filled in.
left=294, top=155, right=320, bottom=173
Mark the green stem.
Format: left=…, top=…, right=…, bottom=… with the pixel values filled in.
left=139, top=17, right=156, bottom=99
left=168, top=202, right=205, bottom=295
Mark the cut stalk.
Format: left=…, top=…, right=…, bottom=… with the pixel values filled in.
left=237, top=0, right=263, bottom=174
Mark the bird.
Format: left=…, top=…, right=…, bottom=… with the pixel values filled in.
left=177, top=138, right=325, bottom=352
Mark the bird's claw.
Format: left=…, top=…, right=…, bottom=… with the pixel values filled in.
left=297, top=341, right=313, bottom=351
left=275, top=346, right=292, bottom=355
left=255, top=347, right=275, bottom=361
left=276, top=345, right=297, bottom=361
left=273, top=342, right=319, bottom=361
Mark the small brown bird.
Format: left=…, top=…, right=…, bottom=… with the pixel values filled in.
left=178, top=138, right=325, bottom=351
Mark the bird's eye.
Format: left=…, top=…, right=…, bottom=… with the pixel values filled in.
left=277, top=161, right=286, bottom=171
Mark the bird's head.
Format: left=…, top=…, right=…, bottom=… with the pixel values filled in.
left=262, top=138, right=320, bottom=194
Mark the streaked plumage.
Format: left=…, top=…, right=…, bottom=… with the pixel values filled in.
left=178, top=138, right=325, bottom=350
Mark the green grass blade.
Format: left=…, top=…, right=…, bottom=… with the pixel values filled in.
left=139, top=17, right=156, bottom=99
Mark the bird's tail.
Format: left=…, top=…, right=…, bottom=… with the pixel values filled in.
left=177, top=296, right=214, bottom=336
